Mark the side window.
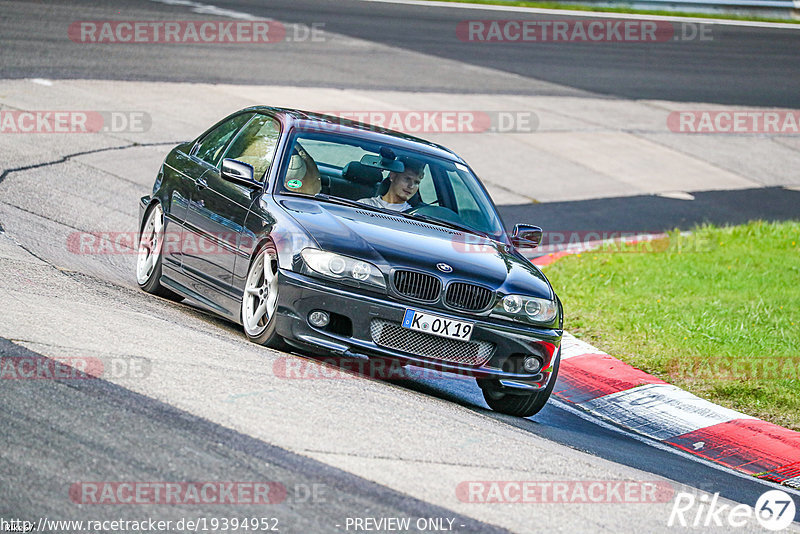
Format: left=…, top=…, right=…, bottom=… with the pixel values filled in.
left=417, top=166, right=436, bottom=204
left=193, top=113, right=253, bottom=167
left=222, top=115, right=281, bottom=182
left=447, top=169, right=484, bottom=226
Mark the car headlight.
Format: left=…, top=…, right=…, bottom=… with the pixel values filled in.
left=491, top=294, right=557, bottom=324
left=300, top=248, right=386, bottom=290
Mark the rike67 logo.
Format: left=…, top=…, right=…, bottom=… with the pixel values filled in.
left=668, top=489, right=796, bottom=531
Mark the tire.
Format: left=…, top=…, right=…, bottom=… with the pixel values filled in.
left=136, top=203, right=182, bottom=300
left=241, top=243, right=287, bottom=349
left=480, top=348, right=561, bottom=417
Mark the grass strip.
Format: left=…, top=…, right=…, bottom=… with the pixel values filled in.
left=544, top=220, right=800, bottom=430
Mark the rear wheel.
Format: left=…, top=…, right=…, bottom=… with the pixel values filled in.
left=241, top=244, right=286, bottom=349
left=136, top=203, right=182, bottom=300
left=480, top=348, right=561, bottom=417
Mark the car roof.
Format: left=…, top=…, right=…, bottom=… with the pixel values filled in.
left=239, top=106, right=466, bottom=163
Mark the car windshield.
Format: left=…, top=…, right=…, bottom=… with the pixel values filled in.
left=276, top=130, right=506, bottom=239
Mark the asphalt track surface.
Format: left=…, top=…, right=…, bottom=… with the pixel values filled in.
left=2, top=0, right=800, bottom=107
left=0, top=337, right=503, bottom=534
left=3, top=0, right=800, bottom=231
left=1, top=0, right=800, bottom=531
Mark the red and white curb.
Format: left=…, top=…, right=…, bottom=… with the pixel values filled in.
left=554, top=332, right=800, bottom=488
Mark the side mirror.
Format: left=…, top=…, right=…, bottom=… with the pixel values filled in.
left=512, top=224, right=543, bottom=248
left=221, top=158, right=260, bottom=188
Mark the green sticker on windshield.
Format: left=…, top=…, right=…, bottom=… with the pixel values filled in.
left=287, top=179, right=303, bottom=189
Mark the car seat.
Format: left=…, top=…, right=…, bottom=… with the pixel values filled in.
left=332, top=162, right=383, bottom=200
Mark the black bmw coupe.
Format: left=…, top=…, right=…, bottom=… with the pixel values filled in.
left=137, top=107, right=563, bottom=417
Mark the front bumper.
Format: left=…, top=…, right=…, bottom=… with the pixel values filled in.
left=275, top=269, right=562, bottom=390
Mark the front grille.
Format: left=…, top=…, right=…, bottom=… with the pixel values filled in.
left=393, top=270, right=441, bottom=302
left=370, top=319, right=495, bottom=366
left=445, top=282, right=493, bottom=312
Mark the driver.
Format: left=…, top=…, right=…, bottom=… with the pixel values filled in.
left=358, top=155, right=424, bottom=211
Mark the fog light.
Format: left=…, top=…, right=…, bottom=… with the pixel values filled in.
left=309, top=310, right=330, bottom=328
left=522, top=356, right=543, bottom=374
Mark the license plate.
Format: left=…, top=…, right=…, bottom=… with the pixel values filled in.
left=401, top=309, right=474, bottom=341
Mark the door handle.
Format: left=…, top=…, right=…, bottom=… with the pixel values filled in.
left=196, top=178, right=208, bottom=190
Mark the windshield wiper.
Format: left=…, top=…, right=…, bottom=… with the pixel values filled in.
left=312, top=194, right=411, bottom=218
left=399, top=211, right=492, bottom=239
left=311, top=193, right=374, bottom=210
left=309, top=193, right=496, bottom=240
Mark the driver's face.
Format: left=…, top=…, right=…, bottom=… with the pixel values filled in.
left=388, top=170, right=422, bottom=201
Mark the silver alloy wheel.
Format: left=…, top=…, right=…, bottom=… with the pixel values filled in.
left=243, top=248, right=279, bottom=336
left=136, top=204, right=164, bottom=285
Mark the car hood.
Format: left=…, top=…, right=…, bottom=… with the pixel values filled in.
left=279, top=198, right=553, bottom=299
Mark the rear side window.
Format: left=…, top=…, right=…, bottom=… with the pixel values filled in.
left=193, top=113, right=253, bottom=167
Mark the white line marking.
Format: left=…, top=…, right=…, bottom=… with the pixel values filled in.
left=551, top=398, right=800, bottom=498
left=560, top=332, right=607, bottom=359
left=359, top=0, right=800, bottom=29
left=580, top=383, right=753, bottom=440
left=657, top=191, right=696, bottom=200
left=149, top=0, right=258, bottom=20
left=30, top=79, right=53, bottom=86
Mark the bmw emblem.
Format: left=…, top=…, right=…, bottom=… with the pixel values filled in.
left=436, top=263, right=453, bottom=273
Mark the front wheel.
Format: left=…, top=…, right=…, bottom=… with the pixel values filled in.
left=480, top=348, right=561, bottom=417
left=241, top=244, right=286, bottom=349
left=136, top=203, right=182, bottom=300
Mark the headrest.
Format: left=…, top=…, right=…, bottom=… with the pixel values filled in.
left=397, top=155, right=425, bottom=176
left=343, top=161, right=383, bottom=185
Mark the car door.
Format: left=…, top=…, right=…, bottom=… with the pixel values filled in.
left=182, top=113, right=281, bottom=304
left=181, top=113, right=254, bottom=293
left=159, top=145, right=204, bottom=270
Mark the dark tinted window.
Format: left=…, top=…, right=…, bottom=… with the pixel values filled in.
left=194, top=113, right=253, bottom=167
